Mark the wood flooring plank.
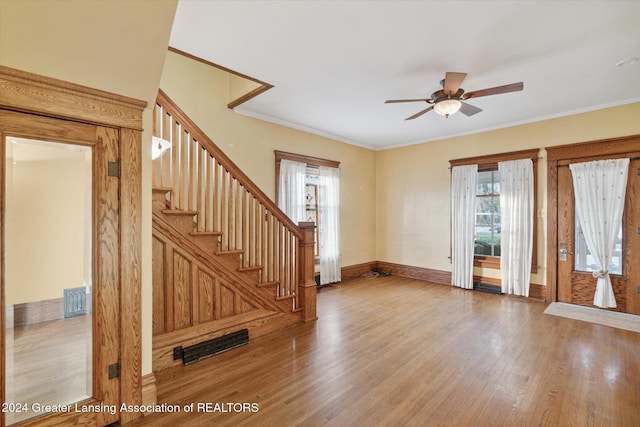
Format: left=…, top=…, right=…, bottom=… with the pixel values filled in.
left=127, top=276, right=640, bottom=427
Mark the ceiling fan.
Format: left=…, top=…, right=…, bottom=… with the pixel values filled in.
left=385, top=72, right=523, bottom=120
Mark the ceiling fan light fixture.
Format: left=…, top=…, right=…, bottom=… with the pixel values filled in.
left=434, top=99, right=461, bottom=117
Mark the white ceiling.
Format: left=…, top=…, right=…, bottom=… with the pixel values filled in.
left=169, top=0, right=640, bottom=150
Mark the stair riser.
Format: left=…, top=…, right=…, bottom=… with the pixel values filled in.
left=163, top=214, right=196, bottom=235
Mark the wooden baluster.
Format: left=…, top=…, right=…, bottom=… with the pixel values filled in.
left=248, top=195, right=255, bottom=268
left=260, top=205, right=266, bottom=282
left=268, top=213, right=274, bottom=284
left=160, top=110, right=171, bottom=189
left=169, top=118, right=178, bottom=210
left=297, top=222, right=317, bottom=321
left=220, top=167, right=229, bottom=250
left=235, top=181, right=241, bottom=254
left=152, top=104, right=160, bottom=188
left=189, top=137, right=197, bottom=213
left=178, top=129, right=187, bottom=210
left=212, top=159, right=220, bottom=233
left=197, top=146, right=205, bottom=232
left=277, top=220, right=283, bottom=296
left=205, top=154, right=213, bottom=232
left=228, top=171, right=234, bottom=250
left=241, top=188, right=248, bottom=268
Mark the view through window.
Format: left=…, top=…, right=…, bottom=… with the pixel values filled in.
left=475, top=169, right=501, bottom=257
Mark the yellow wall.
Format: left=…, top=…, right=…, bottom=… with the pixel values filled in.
left=159, top=51, right=378, bottom=268
left=376, top=102, right=640, bottom=285
left=5, top=147, right=90, bottom=305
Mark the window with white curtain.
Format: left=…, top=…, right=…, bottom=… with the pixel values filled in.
left=449, top=149, right=539, bottom=285
left=275, top=151, right=341, bottom=284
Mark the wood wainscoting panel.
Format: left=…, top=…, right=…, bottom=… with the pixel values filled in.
left=152, top=235, right=167, bottom=335
left=198, top=270, right=216, bottom=323
left=151, top=214, right=301, bottom=371
left=172, top=249, right=193, bottom=330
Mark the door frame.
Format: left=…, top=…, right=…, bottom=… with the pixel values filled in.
left=0, top=66, right=144, bottom=425
left=546, top=134, right=640, bottom=313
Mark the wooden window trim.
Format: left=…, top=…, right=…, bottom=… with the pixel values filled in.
left=449, top=148, right=539, bottom=274
left=275, top=150, right=340, bottom=169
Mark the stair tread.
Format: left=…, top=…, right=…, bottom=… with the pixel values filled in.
left=152, top=186, right=173, bottom=193
left=215, top=249, right=244, bottom=255
left=238, top=265, right=264, bottom=272
left=163, top=209, right=198, bottom=216
left=276, top=294, right=296, bottom=301
left=190, top=231, right=223, bottom=236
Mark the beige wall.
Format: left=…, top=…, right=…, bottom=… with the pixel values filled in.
left=159, top=51, right=378, bottom=268
left=376, top=102, right=640, bottom=285
left=5, top=146, right=90, bottom=305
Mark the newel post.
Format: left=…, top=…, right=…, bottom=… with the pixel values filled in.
left=298, top=221, right=317, bottom=322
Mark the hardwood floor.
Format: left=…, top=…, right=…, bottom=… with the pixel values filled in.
left=5, top=315, right=91, bottom=425
left=129, top=276, right=640, bottom=427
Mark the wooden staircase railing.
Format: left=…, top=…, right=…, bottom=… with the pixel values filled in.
left=152, top=89, right=316, bottom=321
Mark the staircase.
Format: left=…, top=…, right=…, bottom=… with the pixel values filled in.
left=151, top=90, right=316, bottom=371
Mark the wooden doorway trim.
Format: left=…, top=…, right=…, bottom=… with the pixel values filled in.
left=0, top=66, right=144, bottom=425
left=545, top=134, right=640, bottom=306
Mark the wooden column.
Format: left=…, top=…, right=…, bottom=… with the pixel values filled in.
left=297, top=222, right=317, bottom=322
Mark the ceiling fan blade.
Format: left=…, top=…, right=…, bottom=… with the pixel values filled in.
left=405, top=106, right=434, bottom=120
left=443, top=72, right=467, bottom=95
left=459, top=101, right=483, bottom=117
left=463, top=82, right=523, bottom=100
left=385, top=98, right=431, bottom=104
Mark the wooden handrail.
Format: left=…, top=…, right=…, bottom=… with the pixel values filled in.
left=155, top=89, right=303, bottom=240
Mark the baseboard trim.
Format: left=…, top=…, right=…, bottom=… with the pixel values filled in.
left=141, top=373, right=157, bottom=415
left=340, top=262, right=545, bottom=301
left=341, top=262, right=377, bottom=280
left=13, top=297, right=64, bottom=326
left=375, top=261, right=451, bottom=285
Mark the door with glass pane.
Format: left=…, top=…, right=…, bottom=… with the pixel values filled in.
left=557, top=156, right=640, bottom=314
left=1, top=111, right=120, bottom=426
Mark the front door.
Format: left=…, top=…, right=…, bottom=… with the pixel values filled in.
left=556, top=152, right=640, bottom=314
left=1, top=110, right=120, bottom=426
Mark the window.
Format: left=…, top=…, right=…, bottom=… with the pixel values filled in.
left=475, top=169, right=501, bottom=257
left=575, top=217, right=623, bottom=275
left=450, top=149, right=538, bottom=272
left=275, top=150, right=340, bottom=263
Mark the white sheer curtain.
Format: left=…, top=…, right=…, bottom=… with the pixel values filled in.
left=319, top=166, right=340, bottom=285
left=278, top=159, right=306, bottom=224
left=499, top=159, right=534, bottom=296
left=569, top=158, right=629, bottom=308
left=451, top=165, right=477, bottom=289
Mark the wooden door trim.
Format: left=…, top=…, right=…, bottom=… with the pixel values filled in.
left=0, top=66, right=144, bottom=425
left=0, top=66, right=145, bottom=131
left=545, top=134, right=640, bottom=304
